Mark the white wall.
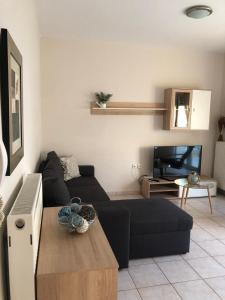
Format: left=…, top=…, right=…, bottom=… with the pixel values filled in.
left=0, top=1, right=42, bottom=299
left=41, top=38, right=225, bottom=193
left=222, top=61, right=225, bottom=116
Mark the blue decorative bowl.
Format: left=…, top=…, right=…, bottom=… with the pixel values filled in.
left=58, top=201, right=96, bottom=233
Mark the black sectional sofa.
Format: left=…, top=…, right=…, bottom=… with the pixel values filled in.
left=40, top=151, right=193, bottom=269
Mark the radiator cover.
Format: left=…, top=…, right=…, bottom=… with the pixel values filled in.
left=7, top=173, right=42, bottom=300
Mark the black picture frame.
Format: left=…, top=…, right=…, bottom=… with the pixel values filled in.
left=0, top=29, right=24, bottom=175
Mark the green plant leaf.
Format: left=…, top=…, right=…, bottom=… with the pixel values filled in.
left=95, top=92, right=113, bottom=103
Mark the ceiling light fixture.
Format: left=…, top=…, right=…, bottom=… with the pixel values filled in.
left=185, top=5, right=213, bottom=19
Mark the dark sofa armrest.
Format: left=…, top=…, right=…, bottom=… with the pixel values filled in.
left=78, top=165, right=95, bottom=177
left=96, top=206, right=130, bottom=269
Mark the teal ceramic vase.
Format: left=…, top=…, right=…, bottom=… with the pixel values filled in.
left=188, top=172, right=200, bottom=185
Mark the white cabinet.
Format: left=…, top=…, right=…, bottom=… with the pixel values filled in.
left=191, top=90, right=211, bottom=130
left=214, top=141, right=225, bottom=191
left=164, top=89, right=211, bottom=130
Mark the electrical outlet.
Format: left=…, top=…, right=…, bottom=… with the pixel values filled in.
left=132, top=163, right=141, bottom=169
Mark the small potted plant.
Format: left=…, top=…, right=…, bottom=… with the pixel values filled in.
left=95, top=92, right=112, bottom=108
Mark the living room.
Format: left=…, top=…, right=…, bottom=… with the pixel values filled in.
left=1, top=0, right=225, bottom=299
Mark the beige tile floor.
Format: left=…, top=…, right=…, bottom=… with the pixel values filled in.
left=115, top=194, right=225, bottom=300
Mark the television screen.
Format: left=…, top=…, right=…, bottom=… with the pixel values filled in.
left=153, top=145, right=202, bottom=179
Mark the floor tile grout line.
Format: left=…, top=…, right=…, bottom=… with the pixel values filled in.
left=184, top=234, right=225, bottom=274
left=151, top=262, right=186, bottom=299
left=153, top=257, right=196, bottom=299
left=172, top=281, right=193, bottom=300
left=156, top=260, right=199, bottom=284
left=171, top=279, right=222, bottom=300
left=125, top=279, right=175, bottom=290
left=155, top=258, right=216, bottom=299
left=138, top=284, right=182, bottom=300
left=127, top=266, right=172, bottom=290
left=117, top=289, right=144, bottom=300
left=135, top=287, right=144, bottom=300
left=204, top=277, right=225, bottom=300
left=156, top=252, right=225, bottom=298
left=187, top=197, right=220, bottom=210
left=118, top=287, right=137, bottom=292
left=128, top=260, right=194, bottom=291
left=181, top=240, right=209, bottom=261
left=129, top=258, right=225, bottom=281
left=201, top=274, right=225, bottom=280
left=152, top=257, right=182, bottom=264
left=183, top=245, right=224, bottom=298
left=182, top=255, right=224, bottom=300
left=195, top=221, right=225, bottom=233
left=129, top=258, right=155, bottom=267
left=127, top=268, right=140, bottom=290
left=121, top=269, right=137, bottom=291
left=153, top=260, right=174, bottom=285
left=193, top=238, right=225, bottom=260
left=191, top=214, right=225, bottom=242
left=191, top=200, right=225, bottom=214
left=184, top=203, right=213, bottom=216
left=185, top=202, right=225, bottom=219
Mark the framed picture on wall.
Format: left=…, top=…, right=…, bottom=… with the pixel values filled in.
left=0, top=29, right=24, bottom=175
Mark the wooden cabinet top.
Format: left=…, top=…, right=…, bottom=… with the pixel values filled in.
left=37, top=207, right=118, bottom=276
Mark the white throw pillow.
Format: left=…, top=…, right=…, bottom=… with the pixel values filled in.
left=60, top=155, right=80, bottom=181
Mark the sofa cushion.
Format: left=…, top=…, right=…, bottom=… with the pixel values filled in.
left=66, top=176, right=100, bottom=188
left=42, top=159, right=71, bottom=207
left=46, top=151, right=64, bottom=178
left=115, top=198, right=193, bottom=235
left=66, top=176, right=110, bottom=203
left=78, top=165, right=94, bottom=177
left=60, top=155, right=80, bottom=181
left=94, top=198, right=193, bottom=235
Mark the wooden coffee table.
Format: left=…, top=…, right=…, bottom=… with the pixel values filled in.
left=175, top=178, right=214, bottom=214
left=36, top=207, right=118, bottom=300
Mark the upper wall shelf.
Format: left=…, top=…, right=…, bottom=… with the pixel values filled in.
left=90, top=101, right=167, bottom=115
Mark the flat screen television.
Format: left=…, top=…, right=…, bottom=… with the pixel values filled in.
left=153, top=145, right=202, bottom=180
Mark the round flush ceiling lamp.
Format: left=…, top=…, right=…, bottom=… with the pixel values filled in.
left=185, top=5, right=213, bottom=19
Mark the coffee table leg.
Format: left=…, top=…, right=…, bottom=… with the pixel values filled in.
left=207, top=187, right=213, bottom=214
left=181, top=187, right=185, bottom=208
left=185, top=187, right=189, bottom=205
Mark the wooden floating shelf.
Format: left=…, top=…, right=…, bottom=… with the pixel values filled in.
left=90, top=101, right=167, bottom=115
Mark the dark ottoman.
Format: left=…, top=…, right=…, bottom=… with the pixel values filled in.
left=114, top=198, right=193, bottom=259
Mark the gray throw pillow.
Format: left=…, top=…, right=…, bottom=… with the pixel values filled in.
left=60, top=155, right=81, bottom=181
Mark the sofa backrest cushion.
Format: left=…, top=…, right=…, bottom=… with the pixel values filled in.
left=42, top=158, right=71, bottom=207
left=46, top=151, right=64, bottom=178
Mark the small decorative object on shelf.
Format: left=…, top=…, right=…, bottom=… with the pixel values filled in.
left=95, top=91, right=112, bottom=108
left=188, top=172, right=200, bottom=185
left=218, top=116, right=225, bottom=141
left=58, top=198, right=96, bottom=233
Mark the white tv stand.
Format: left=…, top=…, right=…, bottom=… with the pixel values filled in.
left=141, top=176, right=217, bottom=199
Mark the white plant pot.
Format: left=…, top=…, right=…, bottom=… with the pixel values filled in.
left=96, top=102, right=106, bottom=109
